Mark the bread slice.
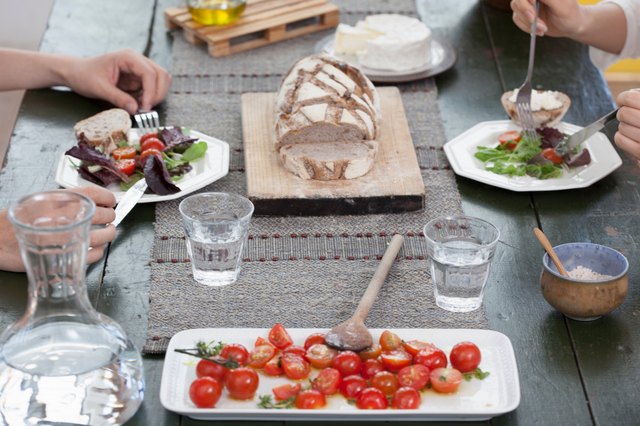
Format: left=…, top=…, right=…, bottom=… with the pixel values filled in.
left=501, top=90, right=571, bottom=128
left=73, top=108, right=131, bottom=155
left=279, top=140, right=378, bottom=180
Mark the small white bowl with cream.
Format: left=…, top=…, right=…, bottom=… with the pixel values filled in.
left=501, top=89, right=571, bottom=128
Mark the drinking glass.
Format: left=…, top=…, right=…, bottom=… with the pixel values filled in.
left=179, top=192, right=254, bottom=286
left=424, top=216, right=500, bottom=312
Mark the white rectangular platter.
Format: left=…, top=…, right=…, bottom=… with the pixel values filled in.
left=160, top=328, right=520, bottom=421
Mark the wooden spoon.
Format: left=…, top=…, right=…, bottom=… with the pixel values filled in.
left=533, top=227, right=568, bottom=276
left=324, top=234, right=404, bottom=352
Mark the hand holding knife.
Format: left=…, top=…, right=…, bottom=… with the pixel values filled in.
left=554, top=108, right=619, bottom=156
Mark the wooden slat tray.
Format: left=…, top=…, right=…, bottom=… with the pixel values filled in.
left=241, top=86, right=425, bottom=216
left=165, top=0, right=339, bottom=57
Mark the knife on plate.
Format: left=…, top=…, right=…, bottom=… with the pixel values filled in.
left=112, top=179, right=148, bottom=227
left=554, top=108, right=619, bottom=156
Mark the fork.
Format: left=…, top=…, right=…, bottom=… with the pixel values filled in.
left=134, top=110, right=160, bottom=134
left=515, top=0, right=540, bottom=141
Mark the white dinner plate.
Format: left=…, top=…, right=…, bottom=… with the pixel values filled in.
left=55, top=129, right=230, bottom=203
left=160, top=327, right=520, bottom=421
left=443, top=120, right=623, bottom=192
left=315, top=35, right=456, bottom=83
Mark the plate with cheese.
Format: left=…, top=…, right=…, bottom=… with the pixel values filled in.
left=316, top=14, right=456, bottom=83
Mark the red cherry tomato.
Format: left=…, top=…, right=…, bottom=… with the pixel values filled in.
left=283, top=344, right=307, bottom=359
left=225, top=367, right=259, bottom=400
left=497, top=130, right=521, bottom=150
left=358, top=344, right=382, bottom=361
left=112, top=146, right=137, bottom=160
left=305, top=343, right=338, bottom=369
left=542, top=147, right=564, bottom=164
left=356, top=387, right=388, bottom=409
left=295, top=389, right=327, bottom=409
left=140, top=137, right=165, bottom=152
left=403, top=339, right=434, bottom=357
left=391, top=387, right=421, bottom=409
left=115, top=159, right=136, bottom=176
left=430, top=367, right=463, bottom=394
left=220, top=343, right=249, bottom=366
left=339, top=374, right=367, bottom=399
left=312, top=367, right=342, bottom=395
left=397, top=364, right=430, bottom=390
left=370, top=371, right=399, bottom=396
left=380, top=349, right=413, bottom=373
left=254, top=336, right=272, bottom=348
left=303, top=333, right=326, bottom=350
left=248, top=344, right=276, bottom=368
left=196, top=356, right=228, bottom=382
left=272, top=382, right=301, bottom=401
left=332, top=351, right=362, bottom=376
left=138, top=148, right=162, bottom=167
left=360, top=358, right=385, bottom=380
left=189, top=376, right=222, bottom=408
left=263, top=354, right=283, bottom=376
left=281, top=353, right=311, bottom=380
left=268, top=323, right=293, bottom=350
left=449, top=341, right=482, bottom=373
left=413, top=344, right=448, bottom=370
left=379, top=330, right=403, bottom=351
left=139, top=132, right=159, bottom=144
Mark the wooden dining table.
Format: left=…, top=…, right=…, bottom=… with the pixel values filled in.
left=1, top=0, right=639, bottom=424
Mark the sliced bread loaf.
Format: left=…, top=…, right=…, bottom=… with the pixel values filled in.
left=73, top=108, right=131, bottom=155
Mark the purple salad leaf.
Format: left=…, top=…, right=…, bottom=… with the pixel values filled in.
left=564, top=148, right=592, bottom=167
left=143, top=154, right=180, bottom=195
left=161, top=127, right=197, bottom=153
left=536, top=127, right=566, bottom=149
left=65, top=143, right=129, bottom=184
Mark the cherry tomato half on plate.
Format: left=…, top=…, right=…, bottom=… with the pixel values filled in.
left=379, top=330, right=403, bottom=351
left=115, top=159, right=136, bottom=176
left=449, top=341, right=482, bottom=373
left=391, top=387, right=421, bottom=409
left=140, top=137, right=165, bottom=152
left=339, top=374, right=367, bottom=399
left=397, top=364, right=430, bottom=390
left=498, top=130, right=522, bottom=150
left=139, top=132, right=159, bottom=144
left=295, top=389, right=327, bottom=409
left=272, top=382, right=301, bottom=401
left=268, top=323, right=293, bottom=350
left=542, top=147, right=564, bottom=164
left=112, top=146, right=136, bottom=160
left=189, top=376, right=222, bottom=408
left=311, top=367, right=341, bottom=395
left=356, top=387, right=388, bottom=409
left=430, top=367, right=463, bottom=394
left=138, top=148, right=163, bottom=167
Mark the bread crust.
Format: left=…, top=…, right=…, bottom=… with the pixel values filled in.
left=73, top=108, right=131, bottom=155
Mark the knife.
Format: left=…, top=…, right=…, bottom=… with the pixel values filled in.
left=112, top=179, right=148, bottom=227
left=555, top=108, right=619, bottom=156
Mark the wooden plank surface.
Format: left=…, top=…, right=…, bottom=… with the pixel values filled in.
left=242, top=87, right=425, bottom=215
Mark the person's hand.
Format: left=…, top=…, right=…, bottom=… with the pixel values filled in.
left=0, top=186, right=117, bottom=273
left=511, top=0, right=584, bottom=37
left=64, top=49, right=172, bottom=115
left=615, top=90, right=640, bottom=162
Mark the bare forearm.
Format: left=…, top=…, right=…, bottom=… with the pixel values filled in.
left=572, top=3, right=627, bottom=55
left=0, top=48, right=76, bottom=91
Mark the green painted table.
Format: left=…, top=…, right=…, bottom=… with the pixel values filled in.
left=1, top=1, right=638, bottom=425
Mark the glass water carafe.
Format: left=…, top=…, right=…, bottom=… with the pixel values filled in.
left=0, top=191, right=144, bottom=425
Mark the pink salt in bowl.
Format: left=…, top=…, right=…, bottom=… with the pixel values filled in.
left=540, top=242, right=629, bottom=321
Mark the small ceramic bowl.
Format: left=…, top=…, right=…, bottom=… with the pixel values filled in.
left=540, top=242, right=629, bottom=321
left=501, top=90, right=571, bottom=128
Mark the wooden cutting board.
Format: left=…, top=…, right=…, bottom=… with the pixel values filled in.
left=241, top=86, right=424, bottom=216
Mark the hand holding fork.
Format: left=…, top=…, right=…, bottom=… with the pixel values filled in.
left=515, top=0, right=540, bottom=142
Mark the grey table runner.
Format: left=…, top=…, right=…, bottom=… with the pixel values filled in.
left=143, top=0, right=488, bottom=354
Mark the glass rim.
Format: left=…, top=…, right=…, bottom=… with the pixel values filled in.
left=423, top=215, right=500, bottom=247
left=179, top=192, right=254, bottom=222
left=8, top=190, right=96, bottom=233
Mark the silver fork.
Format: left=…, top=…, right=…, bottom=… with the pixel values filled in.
left=134, top=110, right=160, bottom=134
left=515, top=0, right=540, bottom=141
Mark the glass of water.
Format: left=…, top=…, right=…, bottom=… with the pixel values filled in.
left=424, top=216, right=500, bottom=312
left=179, top=192, right=254, bottom=286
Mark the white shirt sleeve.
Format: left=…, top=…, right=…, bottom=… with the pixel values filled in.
left=589, top=0, right=640, bottom=69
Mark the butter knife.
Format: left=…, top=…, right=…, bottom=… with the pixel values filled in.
left=112, top=179, right=148, bottom=227
left=555, top=108, right=619, bottom=156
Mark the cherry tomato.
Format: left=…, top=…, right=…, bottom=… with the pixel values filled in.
left=189, top=376, right=222, bottom=408
left=356, top=387, right=388, bottom=409
left=220, top=343, right=249, bottom=366
left=358, top=344, right=382, bottom=361
left=380, top=349, right=413, bottom=373
left=403, top=339, right=434, bottom=357
left=542, top=147, right=564, bottom=164
left=115, top=159, right=136, bottom=176
left=281, top=353, right=311, bottom=380
left=391, top=387, right=421, bottom=409
left=332, top=351, right=362, bottom=376
left=450, top=341, right=482, bottom=373
left=248, top=344, right=276, bottom=368
left=498, top=130, right=521, bottom=150
left=268, top=323, right=293, bottom=350
left=112, top=146, right=136, bottom=160
left=283, top=344, right=307, bottom=359
left=379, top=330, right=403, bottom=351
left=272, top=382, right=301, bottom=401
left=263, top=354, right=283, bottom=376
left=254, top=336, right=276, bottom=350
left=295, top=389, right=327, bottom=409
left=360, top=358, right=385, bottom=380
left=305, top=343, right=337, bottom=369
left=370, top=371, right=399, bottom=396
left=196, top=356, right=228, bottom=382
left=312, top=367, right=341, bottom=395
left=139, top=132, right=159, bottom=144
left=138, top=148, right=162, bottom=167
left=397, top=364, right=430, bottom=390
left=304, top=333, right=326, bottom=350
left=225, top=367, right=259, bottom=400
left=140, top=137, right=165, bottom=152
left=430, top=367, right=463, bottom=394
left=339, top=374, right=367, bottom=399
left=413, top=345, right=448, bottom=370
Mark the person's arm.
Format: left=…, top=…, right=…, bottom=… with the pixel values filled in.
left=510, top=0, right=627, bottom=54
left=0, top=48, right=171, bottom=114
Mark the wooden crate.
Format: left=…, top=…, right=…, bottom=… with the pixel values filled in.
left=165, top=0, right=339, bottom=57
